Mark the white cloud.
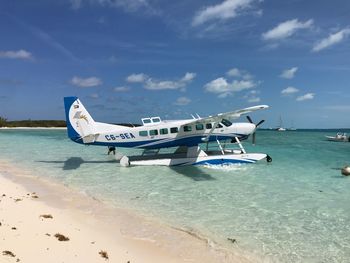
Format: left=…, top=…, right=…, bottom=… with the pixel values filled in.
left=0, top=49, right=33, bottom=60
left=101, top=0, right=151, bottom=12
left=174, top=97, right=191, bottom=106
left=204, top=78, right=230, bottom=93
left=296, top=93, right=315, bottom=101
left=89, top=93, right=99, bottom=99
left=113, top=86, right=130, bottom=92
left=227, top=67, right=253, bottom=79
left=181, top=72, right=196, bottom=82
left=248, top=97, right=261, bottom=103
left=192, top=0, right=255, bottom=27
left=70, top=0, right=82, bottom=9
left=205, top=77, right=229, bottom=93
left=72, top=0, right=158, bottom=14
left=204, top=77, right=256, bottom=97
left=262, top=19, right=313, bottom=41
left=248, top=90, right=258, bottom=95
left=280, top=67, right=298, bottom=79
left=127, top=72, right=196, bottom=90
left=312, top=28, right=350, bottom=52
left=227, top=67, right=242, bottom=77
left=281, top=86, right=299, bottom=95
left=126, top=73, right=148, bottom=83
left=145, top=78, right=185, bottom=90
left=232, top=79, right=256, bottom=91
left=244, top=90, right=261, bottom=103
left=206, top=68, right=258, bottom=98
left=70, top=76, right=102, bottom=88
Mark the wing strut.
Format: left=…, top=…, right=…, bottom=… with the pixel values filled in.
left=201, top=119, right=222, bottom=142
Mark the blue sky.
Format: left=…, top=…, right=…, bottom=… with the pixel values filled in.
left=0, top=0, right=349, bottom=128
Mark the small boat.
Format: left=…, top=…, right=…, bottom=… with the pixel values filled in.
left=275, top=116, right=286, bottom=131
left=288, top=120, right=297, bottom=131
left=325, top=132, right=349, bottom=142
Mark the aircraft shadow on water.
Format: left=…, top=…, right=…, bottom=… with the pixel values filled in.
left=37, top=157, right=215, bottom=181
left=169, top=166, right=216, bottom=181
left=37, top=157, right=117, bottom=170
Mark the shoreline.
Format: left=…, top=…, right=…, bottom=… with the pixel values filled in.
left=0, top=127, right=67, bottom=130
left=0, top=159, right=253, bottom=263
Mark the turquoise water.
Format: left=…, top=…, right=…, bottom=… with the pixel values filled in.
left=1, top=129, right=350, bottom=262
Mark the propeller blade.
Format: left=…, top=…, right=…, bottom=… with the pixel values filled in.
left=246, top=116, right=253, bottom=124
left=247, top=116, right=264, bottom=145
left=256, top=119, right=265, bottom=127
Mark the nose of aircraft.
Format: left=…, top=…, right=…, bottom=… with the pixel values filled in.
left=246, top=123, right=256, bottom=135
left=231, top=122, right=256, bottom=135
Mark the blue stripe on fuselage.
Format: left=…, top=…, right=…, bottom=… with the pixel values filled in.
left=78, top=134, right=248, bottom=149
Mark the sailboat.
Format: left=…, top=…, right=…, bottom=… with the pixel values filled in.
left=276, top=116, right=286, bottom=131
left=288, top=120, right=297, bottom=131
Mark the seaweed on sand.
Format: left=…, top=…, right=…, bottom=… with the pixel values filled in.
left=54, top=233, right=70, bottom=241
left=99, top=250, right=109, bottom=260
left=227, top=238, right=236, bottom=244
left=40, top=214, right=53, bottom=219
left=2, top=250, right=16, bottom=257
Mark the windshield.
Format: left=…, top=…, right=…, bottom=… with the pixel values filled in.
left=221, top=119, right=232, bottom=127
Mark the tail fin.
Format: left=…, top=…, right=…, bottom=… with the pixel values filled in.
left=64, top=96, right=96, bottom=143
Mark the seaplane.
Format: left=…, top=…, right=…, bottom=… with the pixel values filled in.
left=64, top=96, right=271, bottom=167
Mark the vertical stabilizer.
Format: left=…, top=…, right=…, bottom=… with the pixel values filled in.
left=64, top=96, right=96, bottom=143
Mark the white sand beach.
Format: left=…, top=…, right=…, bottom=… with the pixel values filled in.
left=0, top=160, right=251, bottom=263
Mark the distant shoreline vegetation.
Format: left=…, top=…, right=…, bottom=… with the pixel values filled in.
left=0, top=116, right=141, bottom=128
left=0, top=117, right=66, bottom=127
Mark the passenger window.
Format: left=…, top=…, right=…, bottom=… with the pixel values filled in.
left=160, top=128, right=168, bottom=135
left=206, top=123, right=212, bottom=129
left=183, top=125, right=192, bottom=132
left=170, top=127, right=178, bottom=133
left=196, top=123, right=204, bottom=130
left=139, top=131, right=148, bottom=137
left=149, top=129, right=158, bottom=136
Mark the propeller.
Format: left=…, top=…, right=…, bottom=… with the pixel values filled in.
left=246, top=116, right=265, bottom=145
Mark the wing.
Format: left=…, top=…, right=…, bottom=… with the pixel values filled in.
left=180, top=105, right=269, bottom=142
left=183, top=105, right=269, bottom=125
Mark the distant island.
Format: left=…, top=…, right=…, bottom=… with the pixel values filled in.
left=0, top=116, right=141, bottom=128
left=0, top=117, right=66, bottom=128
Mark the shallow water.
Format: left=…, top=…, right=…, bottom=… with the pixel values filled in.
left=1, top=129, right=350, bottom=262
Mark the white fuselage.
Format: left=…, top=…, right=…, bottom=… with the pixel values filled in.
left=80, top=119, right=256, bottom=149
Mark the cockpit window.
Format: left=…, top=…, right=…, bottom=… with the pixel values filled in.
left=152, top=117, right=161, bottom=123
left=143, top=118, right=151, bottom=124
left=221, top=119, right=232, bottom=127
